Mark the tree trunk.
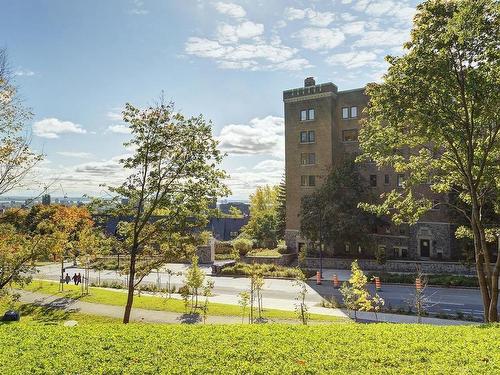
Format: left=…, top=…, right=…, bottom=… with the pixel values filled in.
left=123, top=251, right=137, bottom=324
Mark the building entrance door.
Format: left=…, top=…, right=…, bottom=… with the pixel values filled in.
left=420, top=239, right=430, bottom=258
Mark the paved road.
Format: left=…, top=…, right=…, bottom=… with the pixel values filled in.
left=37, top=262, right=494, bottom=320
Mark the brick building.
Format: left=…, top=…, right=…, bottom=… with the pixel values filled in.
left=284, top=77, right=460, bottom=261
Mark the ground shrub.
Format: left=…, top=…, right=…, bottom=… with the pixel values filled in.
left=233, top=238, right=253, bottom=256
left=220, top=262, right=304, bottom=278
left=369, top=272, right=479, bottom=287
left=246, top=248, right=282, bottom=258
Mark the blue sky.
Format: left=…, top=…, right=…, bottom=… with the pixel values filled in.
left=2, top=0, right=420, bottom=199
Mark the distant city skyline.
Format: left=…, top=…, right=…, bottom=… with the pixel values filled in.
left=2, top=0, right=420, bottom=199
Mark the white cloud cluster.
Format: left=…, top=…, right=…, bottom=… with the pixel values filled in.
left=353, top=29, right=409, bottom=48
left=217, top=116, right=284, bottom=158
left=213, top=2, right=246, bottom=18
left=57, top=151, right=93, bottom=159
left=129, top=0, right=148, bottom=15
left=293, top=28, right=345, bottom=50
left=33, top=118, right=87, bottom=139
left=185, top=37, right=311, bottom=71
left=326, top=50, right=381, bottom=69
left=216, top=21, right=264, bottom=43
left=354, top=0, right=416, bottom=25
left=284, top=7, right=335, bottom=27
left=14, top=69, right=35, bottom=77
left=107, top=124, right=131, bottom=134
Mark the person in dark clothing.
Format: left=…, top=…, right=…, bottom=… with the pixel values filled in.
left=72, top=273, right=78, bottom=285
left=77, top=273, right=82, bottom=285
left=65, top=273, right=71, bottom=284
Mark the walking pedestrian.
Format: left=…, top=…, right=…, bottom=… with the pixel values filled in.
left=72, top=273, right=78, bottom=285
left=65, top=273, right=71, bottom=284
left=77, top=273, right=82, bottom=285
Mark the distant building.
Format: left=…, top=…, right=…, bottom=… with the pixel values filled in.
left=42, top=194, right=51, bottom=205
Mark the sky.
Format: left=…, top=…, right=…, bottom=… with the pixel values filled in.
left=1, top=0, right=420, bottom=200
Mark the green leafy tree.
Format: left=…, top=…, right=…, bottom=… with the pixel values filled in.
left=340, top=260, right=376, bottom=321
left=243, top=185, right=280, bottom=248
left=106, top=99, right=229, bottom=323
left=184, top=255, right=205, bottom=311
left=293, top=273, right=310, bottom=325
left=357, top=0, right=500, bottom=322
left=0, top=48, right=43, bottom=196
left=300, top=159, right=374, bottom=256
left=228, top=206, right=244, bottom=218
left=276, top=176, right=286, bottom=240
left=238, top=291, right=250, bottom=323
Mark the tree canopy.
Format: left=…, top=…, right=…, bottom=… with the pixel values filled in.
left=358, top=0, right=499, bottom=322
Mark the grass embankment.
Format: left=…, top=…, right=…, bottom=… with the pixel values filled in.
left=0, top=324, right=498, bottom=374
left=21, top=280, right=344, bottom=322
left=220, top=262, right=315, bottom=278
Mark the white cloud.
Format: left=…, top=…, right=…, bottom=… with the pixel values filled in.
left=33, top=118, right=87, bottom=139
left=341, top=21, right=366, bottom=35
left=253, top=159, right=284, bottom=171
left=293, top=28, right=345, bottom=50
left=106, top=111, right=123, bottom=121
left=341, top=12, right=357, bottom=21
left=284, top=7, right=335, bottom=27
left=326, top=51, right=380, bottom=69
left=354, top=0, right=416, bottom=24
left=353, top=29, right=409, bottom=48
left=107, top=124, right=131, bottom=134
left=14, top=69, right=35, bottom=77
left=213, top=2, right=246, bottom=18
left=216, top=21, right=264, bottom=43
left=129, top=0, right=148, bottom=15
left=225, top=168, right=282, bottom=199
left=185, top=37, right=310, bottom=71
left=57, top=151, right=93, bottom=159
left=218, top=116, right=284, bottom=158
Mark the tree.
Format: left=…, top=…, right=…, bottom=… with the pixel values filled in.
left=184, top=255, right=205, bottom=311
left=276, top=175, right=286, bottom=240
left=243, top=185, right=280, bottom=248
left=107, top=99, right=229, bottom=323
left=339, top=260, right=380, bottom=321
left=0, top=48, right=43, bottom=195
left=293, top=273, right=310, bottom=325
left=357, top=0, right=500, bottom=322
left=300, top=159, right=374, bottom=256
left=228, top=205, right=244, bottom=218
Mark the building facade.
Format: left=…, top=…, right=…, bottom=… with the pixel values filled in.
left=284, top=78, right=460, bottom=261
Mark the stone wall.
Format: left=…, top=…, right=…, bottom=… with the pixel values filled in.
left=305, top=257, right=478, bottom=275
left=242, top=253, right=296, bottom=266
left=196, top=238, right=215, bottom=264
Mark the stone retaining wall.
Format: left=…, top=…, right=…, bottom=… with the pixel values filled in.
left=305, top=257, right=478, bottom=275
left=242, top=253, right=296, bottom=266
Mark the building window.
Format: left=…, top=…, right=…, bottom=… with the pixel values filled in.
left=370, top=174, right=377, bottom=187
left=345, top=243, right=350, bottom=254
left=392, top=246, right=409, bottom=258
left=300, top=108, right=315, bottom=121
left=300, top=131, right=315, bottom=143
left=401, top=248, right=408, bottom=258
left=350, top=106, right=358, bottom=118
left=308, top=109, right=315, bottom=120
left=342, top=107, right=349, bottom=119
left=309, top=175, right=316, bottom=186
left=301, top=175, right=316, bottom=187
left=384, top=174, right=390, bottom=185
left=342, top=129, right=358, bottom=142
left=301, top=153, right=316, bottom=165
left=397, top=174, right=405, bottom=188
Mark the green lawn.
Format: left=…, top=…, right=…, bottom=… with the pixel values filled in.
left=0, top=324, right=498, bottom=374
left=21, top=280, right=345, bottom=323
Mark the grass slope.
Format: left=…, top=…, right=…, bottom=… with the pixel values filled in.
left=0, top=324, right=498, bottom=374
left=22, top=280, right=345, bottom=322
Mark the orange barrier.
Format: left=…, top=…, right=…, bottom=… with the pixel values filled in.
left=316, top=271, right=322, bottom=285
left=374, top=276, right=382, bottom=291
left=332, top=274, right=340, bottom=288
left=415, top=277, right=422, bottom=291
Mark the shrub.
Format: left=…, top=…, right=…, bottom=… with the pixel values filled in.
left=220, top=262, right=304, bottom=279
left=246, top=248, right=281, bottom=258
left=233, top=238, right=253, bottom=256
left=214, top=241, right=233, bottom=254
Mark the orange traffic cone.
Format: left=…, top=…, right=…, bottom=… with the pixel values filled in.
left=316, top=271, right=322, bottom=285
left=332, top=274, right=340, bottom=288
left=374, top=276, right=382, bottom=291
left=415, top=277, right=422, bottom=291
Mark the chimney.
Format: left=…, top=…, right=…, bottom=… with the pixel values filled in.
left=304, top=77, right=315, bottom=87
